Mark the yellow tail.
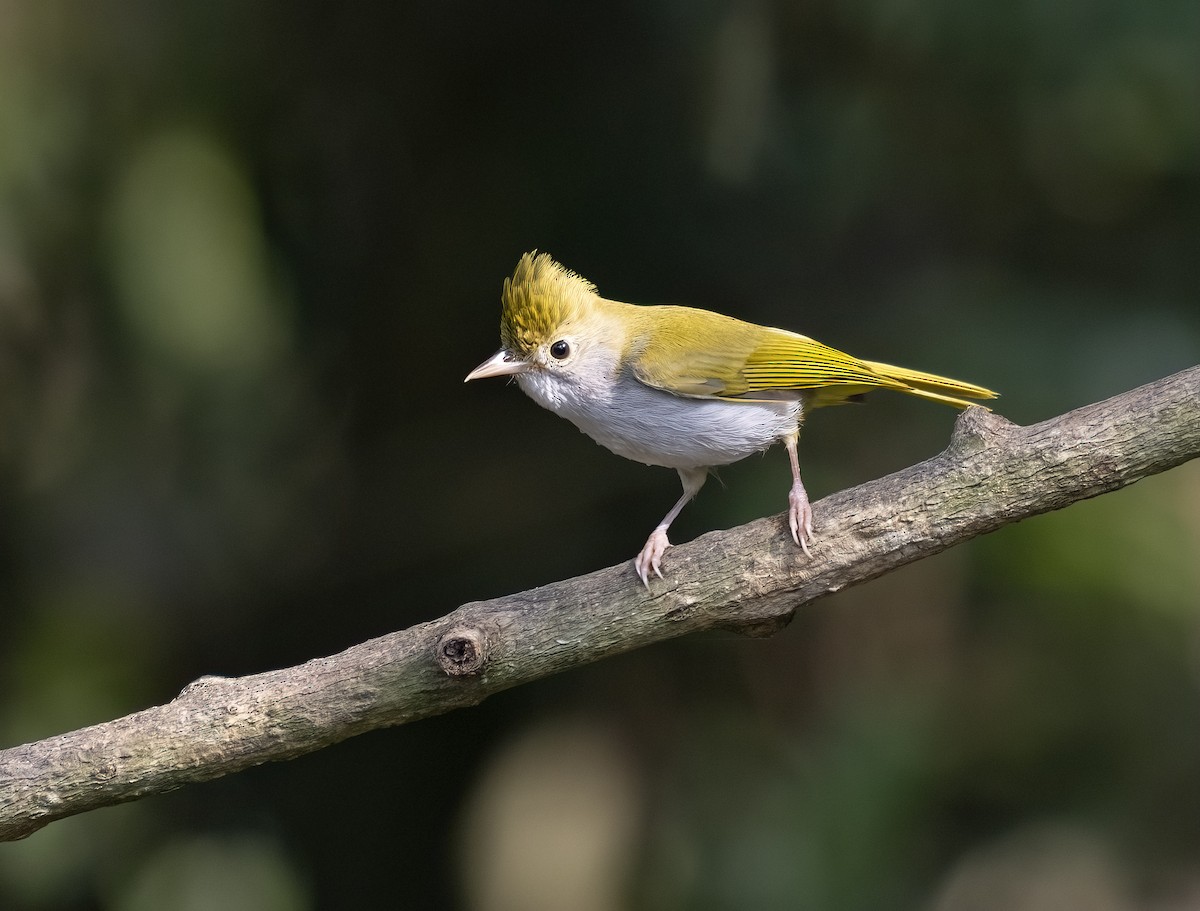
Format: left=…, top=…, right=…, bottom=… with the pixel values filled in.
left=861, top=360, right=998, bottom=410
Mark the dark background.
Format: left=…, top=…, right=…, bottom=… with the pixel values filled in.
left=1, top=1, right=1198, bottom=909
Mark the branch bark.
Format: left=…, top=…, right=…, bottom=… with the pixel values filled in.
left=2, top=366, right=1198, bottom=841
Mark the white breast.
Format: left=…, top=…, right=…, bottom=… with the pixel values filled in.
left=517, top=365, right=801, bottom=471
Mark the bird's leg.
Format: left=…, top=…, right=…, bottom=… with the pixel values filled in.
left=636, top=467, right=708, bottom=587
left=784, top=432, right=813, bottom=556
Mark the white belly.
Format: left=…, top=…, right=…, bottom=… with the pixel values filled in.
left=518, top=370, right=801, bottom=470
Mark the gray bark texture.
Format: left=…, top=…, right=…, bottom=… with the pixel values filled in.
left=1, top=366, right=1197, bottom=841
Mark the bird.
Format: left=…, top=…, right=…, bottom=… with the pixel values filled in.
left=466, top=252, right=997, bottom=586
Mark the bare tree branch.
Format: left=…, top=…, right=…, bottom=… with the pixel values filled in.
left=1, top=366, right=1197, bottom=841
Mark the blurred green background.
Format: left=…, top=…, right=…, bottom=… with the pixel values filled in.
left=1, top=0, right=1198, bottom=908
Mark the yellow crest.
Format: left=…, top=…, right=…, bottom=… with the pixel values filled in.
left=500, top=252, right=597, bottom=355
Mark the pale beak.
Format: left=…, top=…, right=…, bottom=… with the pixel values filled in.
left=465, top=349, right=530, bottom=382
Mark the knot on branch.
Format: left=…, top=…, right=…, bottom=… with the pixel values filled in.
left=947, top=405, right=1017, bottom=456
left=435, top=626, right=489, bottom=677
left=177, top=675, right=232, bottom=698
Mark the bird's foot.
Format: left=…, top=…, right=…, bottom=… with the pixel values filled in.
left=635, top=528, right=672, bottom=588
left=788, top=481, right=814, bottom=556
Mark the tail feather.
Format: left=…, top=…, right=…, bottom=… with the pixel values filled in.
left=861, top=360, right=998, bottom=410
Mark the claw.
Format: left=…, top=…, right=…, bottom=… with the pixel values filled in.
left=635, top=528, right=672, bottom=588
left=788, top=481, right=814, bottom=557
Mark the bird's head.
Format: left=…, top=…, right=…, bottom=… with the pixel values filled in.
left=466, top=251, right=609, bottom=384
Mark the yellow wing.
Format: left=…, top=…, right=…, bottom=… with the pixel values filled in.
left=627, top=305, right=997, bottom=409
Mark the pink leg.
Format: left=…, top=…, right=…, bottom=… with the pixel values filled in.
left=635, top=467, right=707, bottom=587
left=785, top=433, right=813, bottom=556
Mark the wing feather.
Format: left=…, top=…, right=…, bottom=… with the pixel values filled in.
left=626, top=305, right=996, bottom=408
left=629, top=307, right=906, bottom=402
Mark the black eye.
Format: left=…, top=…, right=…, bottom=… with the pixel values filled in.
left=550, top=340, right=570, bottom=360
